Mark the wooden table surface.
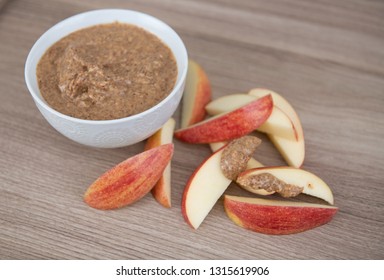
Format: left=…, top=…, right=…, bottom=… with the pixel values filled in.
left=0, top=0, right=383, bottom=260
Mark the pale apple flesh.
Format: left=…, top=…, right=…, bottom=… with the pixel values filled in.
left=257, top=107, right=296, bottom=140
left=205, top=93, right=253, bottom=115
left=174, top=94, right=273, bottom=144
left=181, top=59, right=212, bottom=128
left=268, top=134, right=305, bottom=168
left=249, top=88, right=305, bottom=167
left=182, top=147, right=232, bottom=229
left=145, top=118, right=176, bottom=208
left=224, top=195, right=338, bottom=235
left=237, top=167, right=334, bottom=205
left=249, top=88, right=302, bottom=129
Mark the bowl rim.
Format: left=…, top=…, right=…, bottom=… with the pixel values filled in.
left=24, top=8, right=188, bottom=125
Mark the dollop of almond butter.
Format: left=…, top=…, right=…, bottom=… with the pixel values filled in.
left=236, top=172, right=303, bottom=197
left=220, top=136, right=262, bottom=180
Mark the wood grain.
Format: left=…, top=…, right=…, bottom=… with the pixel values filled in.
left=0, top=0, right=383, bottom=259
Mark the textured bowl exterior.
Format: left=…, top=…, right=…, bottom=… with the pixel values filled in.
left=25, top=9, right=188, bottom=148
left=33, top=88, right=183, bottom=148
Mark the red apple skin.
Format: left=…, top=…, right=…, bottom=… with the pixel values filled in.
left=224, top=196, right=338, bottom=235
left=84, top=144, right=174, bottom=210
left=174, top=94, right=273, bottom=143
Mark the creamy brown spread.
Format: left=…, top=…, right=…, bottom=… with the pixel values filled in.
left=37, top=22, right=177, bottom=120
left=237, top=172, right=304, bottom=197
left=220, top=136, right=262, bottom=180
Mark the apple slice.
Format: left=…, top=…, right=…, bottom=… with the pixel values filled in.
left=209, top=141, right=274, bottom=196
left=249, top=88, right=305, bottom=167
left=181, top=59, right=212, bottom=128
left=205, top=93, right=296, bottom=140
left=84, top=143, right=174, bottom=210
left=182, top=146, right=232, bottom=229
left=257, top=107, right=296, bottom=140
left=268, top=135, right=304, bottom=168
left=145, top=118, right=176, bottom=208
left=237, top=166, right=334, bottom=205
left=174, top=94, right=273, bottom=143
left=224, top=195, right=338, bottom=235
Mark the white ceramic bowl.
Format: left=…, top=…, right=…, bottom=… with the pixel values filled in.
left=25, top=9, right=188, bottom=148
